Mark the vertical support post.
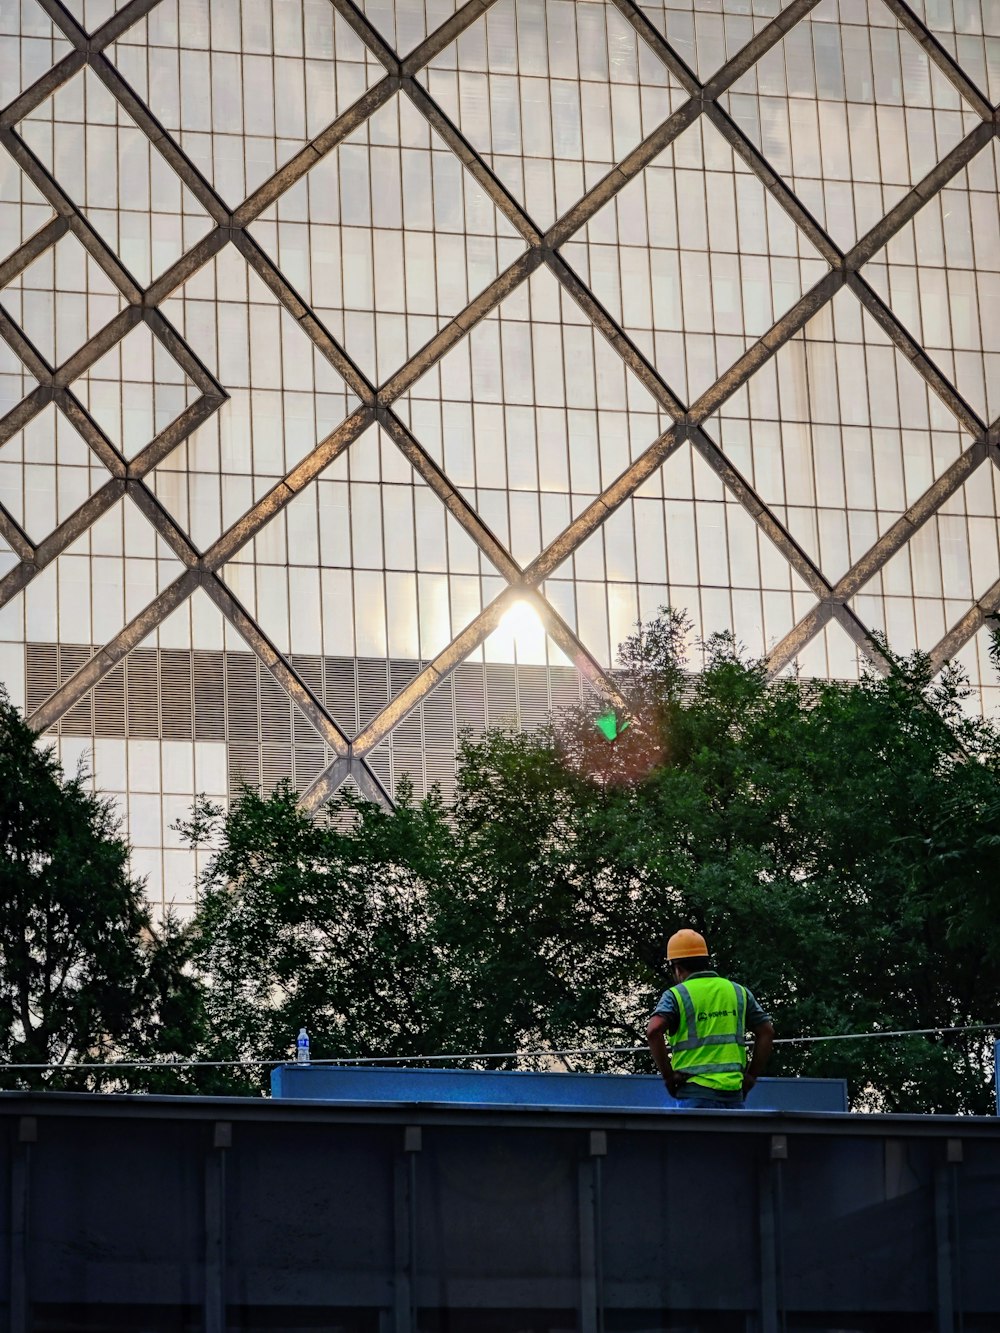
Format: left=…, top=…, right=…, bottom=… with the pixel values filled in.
left=935, top=1144, right=962, bottom=1333
left=578, top=1130, right=606, bottom=1333
left=994, top=1041, right=999, bottom=1116
left=758, top=1137, right=786, bottom=1333
left=9, top=1118, right=35, bottom=1333
left=393, top=1127, right=421, bottom=1333
left=204, top=1121, right=231, bottom=1333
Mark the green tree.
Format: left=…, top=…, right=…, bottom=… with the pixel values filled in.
left=0, top=688, right=204, bottom=1091
left=182, top=780, right=459, bottom=1093
left=550, top=613, right=1000, bottom=1112
left=184, top=758, right=637, bottom=1093
left=189, top=611, right=1000, bottom=1112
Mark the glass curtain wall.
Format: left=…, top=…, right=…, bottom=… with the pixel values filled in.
left=1, top=0, right=998, bottom=912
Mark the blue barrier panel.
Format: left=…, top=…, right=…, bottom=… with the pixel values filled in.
left=271, top=1063, right=848, bottom=1112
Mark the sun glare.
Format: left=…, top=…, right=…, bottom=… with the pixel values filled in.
left=495, top=599, right=547, bottom=663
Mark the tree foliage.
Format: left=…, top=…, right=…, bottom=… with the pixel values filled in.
left=189, top=611, right=1000, bottom=1113
left=0, top=687, right=204, bottom=1091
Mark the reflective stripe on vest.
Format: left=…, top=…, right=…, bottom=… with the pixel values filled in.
left=669, top=976, right=748, bottom=1090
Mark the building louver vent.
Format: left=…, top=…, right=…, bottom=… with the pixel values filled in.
left=24, top=644, right=586, bottom=801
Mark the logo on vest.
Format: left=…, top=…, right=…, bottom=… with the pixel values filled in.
left=697, top=1008, right=737, bottom=1021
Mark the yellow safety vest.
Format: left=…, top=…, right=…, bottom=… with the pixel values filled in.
left=669, top=975, right=748, bottom=1091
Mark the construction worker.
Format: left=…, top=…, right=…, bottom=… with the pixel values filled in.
left=646, top=928, right=774, bottom=1109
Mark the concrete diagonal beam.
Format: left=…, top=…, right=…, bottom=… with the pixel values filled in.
left=703, top=101, right=844, bottom=269
left=120, top=490, right=362, bottom=767
left=764, top=600, right=896, bottom=678
left=0, top=388, right=48, bottom=451
left=0, top=216, right=68, bottom=287
left=199, top=575, right=354, bottom=760
left=20, top=474, right=366, bottom=780
left=297, top=588, right=522, bottom=808
left=764, top=442, right=992, bottom=676
left=0, top=127, right=146, bottom=304
left=141, top=307, right=228, bottom=400
left=847, top=272, right=990, bottom=442
left=833, top=444, right=990, bottom=606
left=544, top=252, right=687, bottom=419
left=0, top=507, right=34, bottom=565
left=231, top=230, right=377, bottom=405
left=0, top=52, right=86, bottom=128
left=878, top=0, right=997, bottom=122
left=375, top=408, right=522, bottom=583
left=829, top=603, right=895, bottom=673
left=543, top=251, right=842, bottom=638
left=686, top=270, right=847, bottom=425
left=0, top=305, right=54, bottom=384
left=521, top=423, right=681, bottom=590
left=923, top=411, right=1000, bottom=674
left=689, top=426, right=833, bottom=603
left=299, top=441, right=636, bottom=800
left=229, top=0, right=503, bottom=229
left=525, top=590, right=632, bottom=715
left=88, top=0, right=165, bottom=50
left=126, top=394, right=227, bottom=480
left=929, top=581, right=1000, bottom=676
left=377, top=250, right=546, bottom=403
left=608, top=0, right=700, bottom=93
left=300, top=580, right=635, bottom=809
left=0, top=478, right=128, bottom=602
left=765, top=602, right=835, bottom=676
left=402, top=81, right=544, bottom=246
left=26, top=569, right=202, bottom=733
left=232, top=77, right=402, bottom=228
left=352, top=588, right=522, bottom=755
left=201, top=403, right=376, bottom=571
left=9, top=479, right=205, bottom=725
left=300, top=754, right=396, bottom=814
left=0, top=305, right=226, bottom=611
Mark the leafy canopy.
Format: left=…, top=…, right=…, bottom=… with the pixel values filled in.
left=0, top=687, right=203, bottom=1091
left=187, top=612, right=1000, bottom=1113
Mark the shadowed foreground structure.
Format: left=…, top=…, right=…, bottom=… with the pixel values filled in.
left=2, top=1089, right=998, bottom=1332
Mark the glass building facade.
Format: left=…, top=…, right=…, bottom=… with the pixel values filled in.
left=1, top=0, right=998, bottom=915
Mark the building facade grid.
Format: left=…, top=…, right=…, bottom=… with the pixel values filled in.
left=1, top=0, right=999, bottom=909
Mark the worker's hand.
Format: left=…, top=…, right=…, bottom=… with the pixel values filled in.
left=741, top=1071, right=757, bottom=1098
left=663, top=1070, right=687, bottom=1097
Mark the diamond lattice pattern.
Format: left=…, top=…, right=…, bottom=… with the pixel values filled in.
left=1, top=0, right=1000, bottom=871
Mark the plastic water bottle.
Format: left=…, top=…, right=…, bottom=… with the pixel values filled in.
left=296, top=1027, right=310, bottom=1065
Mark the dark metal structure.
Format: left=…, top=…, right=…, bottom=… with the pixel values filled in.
left=2, top=1089, right=998, bottom=1333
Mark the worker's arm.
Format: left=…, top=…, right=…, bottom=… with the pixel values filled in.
left=742, top=1020, right=775, bottom=1096
left=647, top=1013, right=684, bottom=1095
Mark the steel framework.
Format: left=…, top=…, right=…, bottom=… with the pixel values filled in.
left=2, top=1089, right=1000, bottom=1330
left=1, top=0, right=999, bottom=809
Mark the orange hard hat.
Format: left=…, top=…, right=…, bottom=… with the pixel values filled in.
left=666, top=928, right=709, bottom=960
